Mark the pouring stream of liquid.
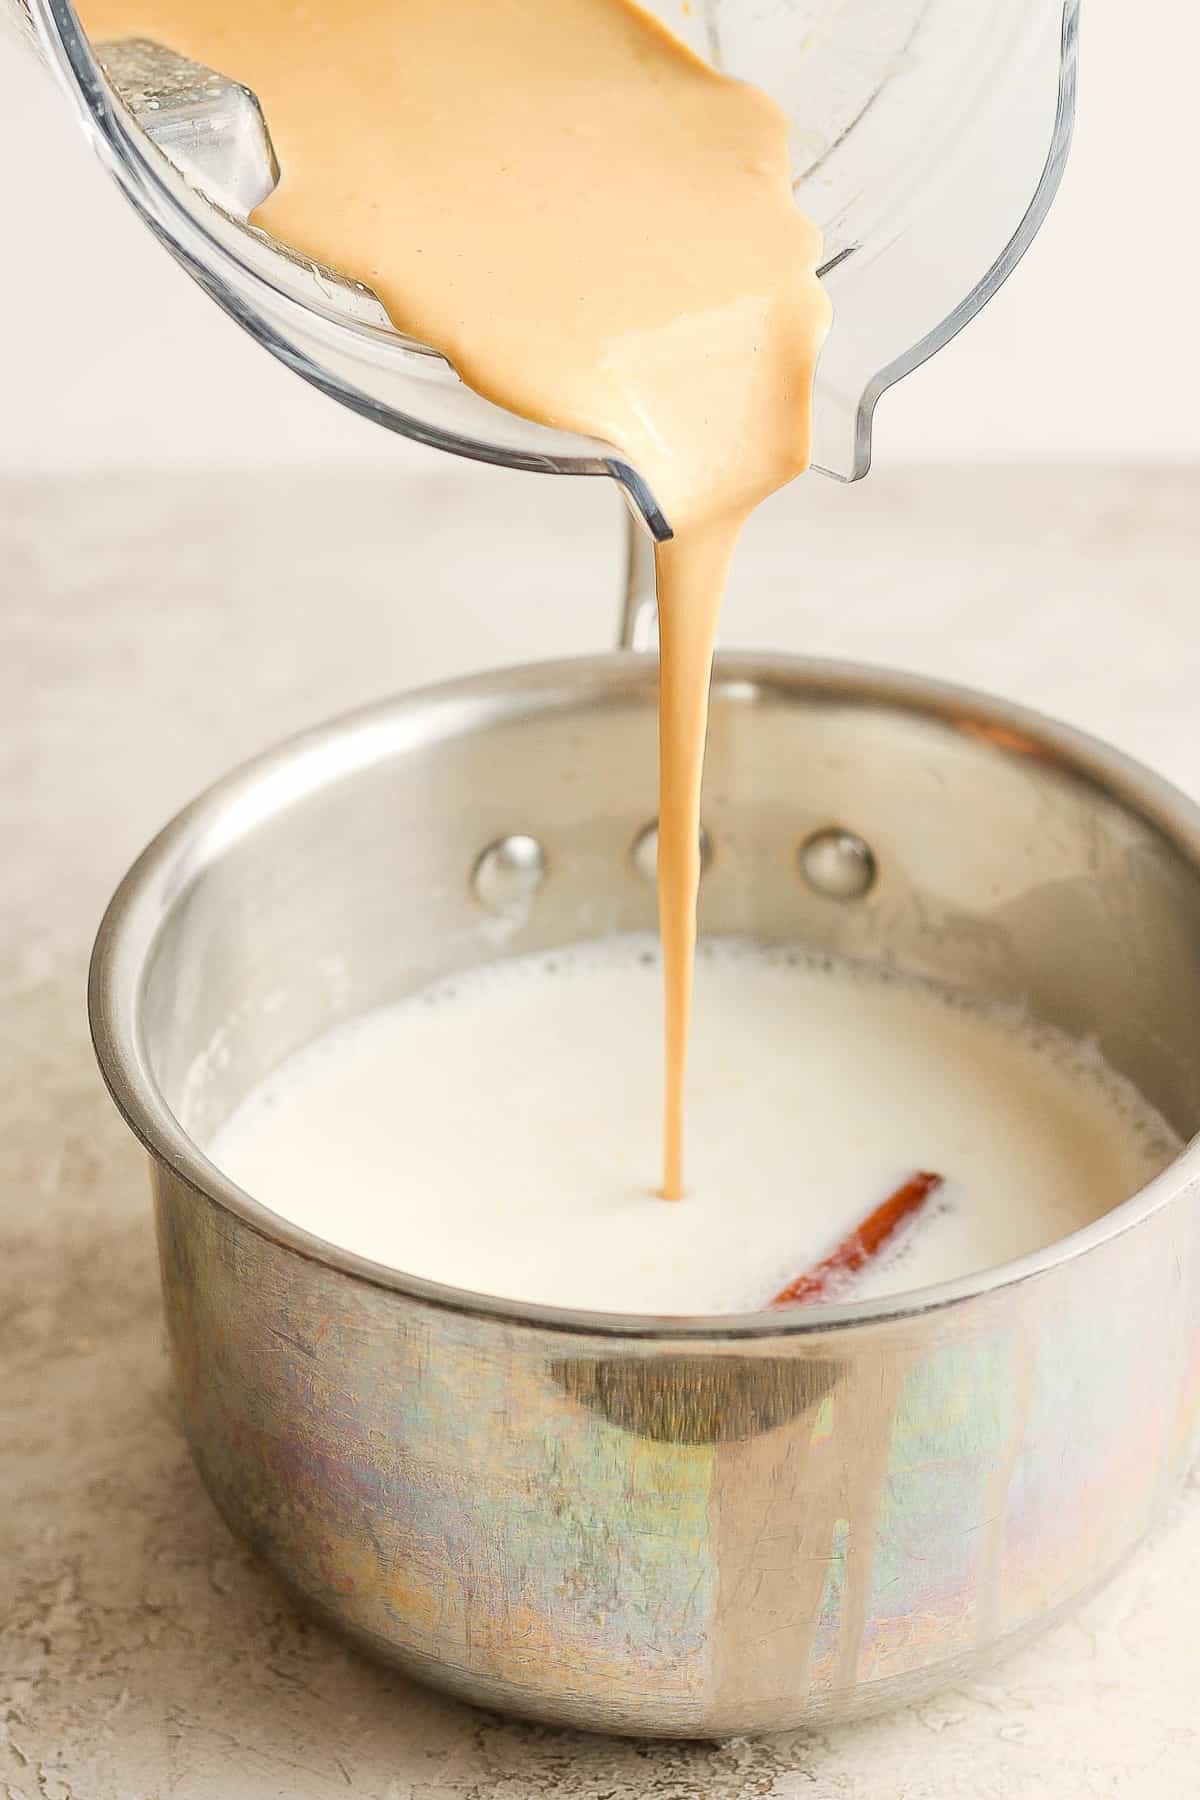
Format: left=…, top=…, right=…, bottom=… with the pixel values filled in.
left=80, top=0, right=831, bottom=1196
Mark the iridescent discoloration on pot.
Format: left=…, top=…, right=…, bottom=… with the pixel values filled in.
left=92, top=656, right=1200, bottom=1735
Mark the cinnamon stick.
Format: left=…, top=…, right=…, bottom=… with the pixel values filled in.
left=770, top=1171, right=943, bottom=1309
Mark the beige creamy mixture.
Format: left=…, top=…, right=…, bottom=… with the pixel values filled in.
left=80, top=0, right=831, bottom=1197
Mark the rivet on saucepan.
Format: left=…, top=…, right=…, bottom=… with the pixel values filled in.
left=799, top=828, right=877, bottom=901
left=472, top=835, right=547, bottom=914
left=632, top=822, right=713, bottom=883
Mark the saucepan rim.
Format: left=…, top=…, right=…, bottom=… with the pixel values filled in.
left=88, top=651, right=1200, bottom=1341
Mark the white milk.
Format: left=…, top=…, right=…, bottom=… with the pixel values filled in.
left=207, top=937, right=1179, bottom=1315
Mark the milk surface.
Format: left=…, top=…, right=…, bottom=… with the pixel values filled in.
left=207, top=937, right=1179, bottom=1315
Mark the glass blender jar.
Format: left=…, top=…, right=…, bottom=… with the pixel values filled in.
left=9, top=0, right=1079, bottom=546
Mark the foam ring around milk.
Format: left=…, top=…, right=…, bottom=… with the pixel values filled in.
left=207, top=936, right=1180, bottom=1316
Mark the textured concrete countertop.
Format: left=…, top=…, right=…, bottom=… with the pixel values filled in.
left=4, top=464, right=1199, bottom=1799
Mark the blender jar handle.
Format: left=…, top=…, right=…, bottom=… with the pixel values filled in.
left=619, top=516, right=659, bottom=654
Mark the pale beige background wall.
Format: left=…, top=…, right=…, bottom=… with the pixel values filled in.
left=1, top=3, right=1196, bottom=476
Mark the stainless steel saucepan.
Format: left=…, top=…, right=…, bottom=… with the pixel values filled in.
left=90, top=645, right=1200, bottom=1737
